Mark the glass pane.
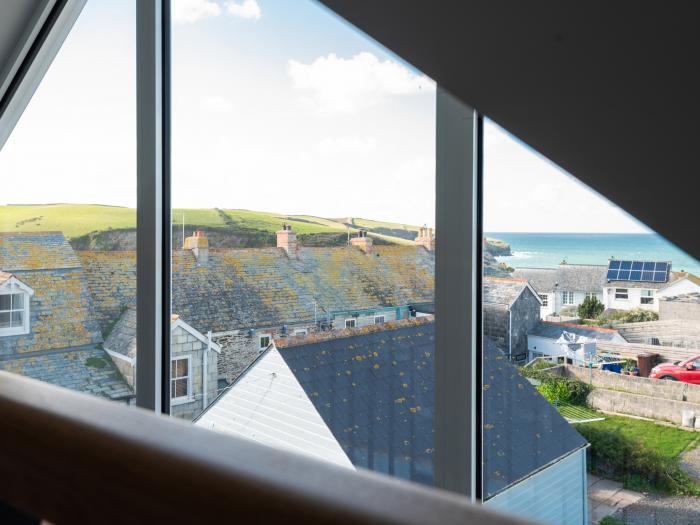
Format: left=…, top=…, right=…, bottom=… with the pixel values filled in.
left=0, top=0, right=136, bottom=405
left=0, top=295, right=10, bottom=311
left=171, top=0, right=437, bottom=488
left=483, top=118, right=700, bottom=523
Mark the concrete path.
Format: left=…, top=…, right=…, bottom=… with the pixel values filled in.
left=588, top=474, right=644, bottom=524
left=680, top=444, right=700, bottom=480
left=618, top=495, right=700, bottom=525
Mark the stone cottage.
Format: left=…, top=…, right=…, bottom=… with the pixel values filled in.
left=482, top=277, right=542, bottom=361
left=0, top=232, right=133, bottom=402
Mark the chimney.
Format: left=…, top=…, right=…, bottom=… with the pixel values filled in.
left=276, top=223, right=298, bottom=258
left=350, top=229, right=373, bottom=254
left=184, top=230, right=209, bottom=264
left=415, top=226, right=435, bottom=251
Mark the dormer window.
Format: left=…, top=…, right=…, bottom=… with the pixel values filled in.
left=0, top=273, right=34, bottom=337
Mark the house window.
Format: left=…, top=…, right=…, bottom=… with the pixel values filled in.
left=615, top=288, right=629, bottom=300
left=538, top=294, right=548, bottom=307
left=374, top=315, right=385, bottom=324
left=345, top=319, right=356, bottom=328
left=170, top=356, right=191, bottom=403
left=641, top=289, right=655, bottom=305
left=293, top=328, right=308, bottom=336
left=258, top=334, right=271, bottom=350
left=562, top=291, right=574, bottom=305
left=0, top=292, right=29, bottom=336
left=585, top=292, right=596, bottom=300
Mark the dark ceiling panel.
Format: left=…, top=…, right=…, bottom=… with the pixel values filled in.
left=319, top=1, right=700, bottom=262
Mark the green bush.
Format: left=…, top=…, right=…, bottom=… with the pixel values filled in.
left=576, top=424, right=700, bottom=495
left=596, top=307, right=659, bottom=326
left=536, top=377, right=591, bottom=406
left=578, top=296, right=604, bottom=319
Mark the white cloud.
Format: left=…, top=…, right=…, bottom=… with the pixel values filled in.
left=226, top=0, right=261, bottom=20
left=172, top=0, right=222, bottom=24
left=201, top=95, right=236, bottom=114
left=288, top=52, right=435, bottom=115
left=315, top=137, right=377, bottom=156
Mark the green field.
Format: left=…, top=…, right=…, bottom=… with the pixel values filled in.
left=0, top=204, right=422, bottom=243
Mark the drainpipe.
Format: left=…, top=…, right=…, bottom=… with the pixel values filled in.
left=508, top=308, right=513, bottom=360
left=203, top=330, right=212, bottom=409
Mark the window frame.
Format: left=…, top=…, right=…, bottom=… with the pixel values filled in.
left=374, top=315, right=385, bottom=324
left=640, top=289, right=655, bottom=305
left=0, top=291, right=30, bottom=337
left=538, top=294, right=548, bottom=307
left=562, top=291, right=575, bottom=305
left=258, top=333, right=271, bottom=350
left=170, top=355, right=192, bottom=405
left=615, top=288, right=629, bottom=300
left=345, top=319, right=356, bottom=328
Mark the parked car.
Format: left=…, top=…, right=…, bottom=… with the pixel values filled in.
left=649, top=356, right=700, bottom=383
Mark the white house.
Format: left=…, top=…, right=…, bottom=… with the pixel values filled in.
left=527, top=321, right=627, bottom=364
left=513, top=264, right=607, bottom=319
left=657, top=272, right=700, bottom=300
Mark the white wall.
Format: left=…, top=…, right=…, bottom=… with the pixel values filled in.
left=603, top=286, right=658, bottom=312
left=553, top=291, right=603, bottom=316
left=538, top=292, right=555, bottom=319
left=658, top=278, right=700, bottom=299
left=484, top=448, right=587, bottom=525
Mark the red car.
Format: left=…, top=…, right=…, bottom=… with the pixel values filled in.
left=649, top=356, right=700, bottom=383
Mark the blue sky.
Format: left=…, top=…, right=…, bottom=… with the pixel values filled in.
left=0, top=0, right=649, bottom=233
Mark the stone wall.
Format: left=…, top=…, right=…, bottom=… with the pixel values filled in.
left=587, top=388, right=700, bottom=425
left=659, top=299, right=700, bottom=323
left=510, top=290, right=541, bottom=359
left=483, top=304, right=509, bottom=353
left=563, top=364, right=700, bottom=404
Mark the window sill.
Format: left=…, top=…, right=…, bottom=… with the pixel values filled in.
left=171, top=396, right=195, bottom=406
left=0, top=328, right=29, bottom=337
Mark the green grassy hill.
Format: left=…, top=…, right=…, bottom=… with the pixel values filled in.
left=0, top=204, right=420, bottom=245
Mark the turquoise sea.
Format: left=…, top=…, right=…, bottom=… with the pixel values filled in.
left=487, top=233, right=700, bottom=276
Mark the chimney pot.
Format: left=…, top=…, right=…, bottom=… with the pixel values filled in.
left=277, top=224, right=299, bottom=258
left=350, top=230, right=373, bottom=254
left=184, top=230, right=209, bottom=264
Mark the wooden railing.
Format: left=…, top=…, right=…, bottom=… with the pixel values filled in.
left=0, top=371, right=535, bottom=525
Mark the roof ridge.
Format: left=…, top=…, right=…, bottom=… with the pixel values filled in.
left=275, top=316, right=434, bottom=348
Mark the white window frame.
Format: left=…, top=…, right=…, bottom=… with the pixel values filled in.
left=345, top=319, right=356, bottom=328
left=585, top=292, right=596, bottom=300
left=615, top=288, right=629, bottom=300
left=562, top=291, right=575, bottom=305
left=538, top=294, right=548, bottom=307
left=374, top=315, right=385, bottom=324
left=640, top=289, right=655, bottom=305
left=0, top=278, right=34, bottom=337
left=258, top=333, right=271, bottom=350
left=170, top=355, right=192, bottom=405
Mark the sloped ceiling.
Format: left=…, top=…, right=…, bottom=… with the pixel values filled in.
left=319, top=1, right=700, bottom=262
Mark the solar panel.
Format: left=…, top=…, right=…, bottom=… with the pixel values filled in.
left=606, top=260, right=671, bottom=283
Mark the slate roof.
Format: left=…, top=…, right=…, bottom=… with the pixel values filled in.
left=0, top=270, right=11, bottom=284
left=603, top=271, right=684, bottom=290
left=660, top=292, right=700, bottom=304
left=513, top=264, right=608, bottom=293
left=79, top=246, right=435, bottom=336
left=0, top=232, right=81, bottom=270
left=529, top=321, right=627, bottom=343
left=483, top=277, right=534, bottom=306
left=103, top=306, right=136, bottom=359
left=0, top=346, right=133, bottom=401
left=270, top=318, right=586, bottom=497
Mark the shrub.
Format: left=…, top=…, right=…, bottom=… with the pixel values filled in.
left=575, top=424, right=700, bottom=495
left=578, top=296, right=604, bottom=319
left=536, top=377, right=591, bottom=406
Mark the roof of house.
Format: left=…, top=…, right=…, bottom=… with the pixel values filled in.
left=79, top=246, right=435, bottom=336
left=529, top=321, right=626, bottom=342
left=103, top=307, right=221, bottom=360
left=483, top=277, right=539, bottom=307
left=0, top=270, right=11, bottom=284
left=0, top=346, right=133, bottom=401
left=659, top=272, right=700, bottom=292
left=603, top=271, right=685, bottom=290
left=513, top=264, right=608, bottom=293
left=660, top=292, right=700, bottom=304
left=0, top=232, right=81, bottom=271
left=212, top=318, right=586, bottom=498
